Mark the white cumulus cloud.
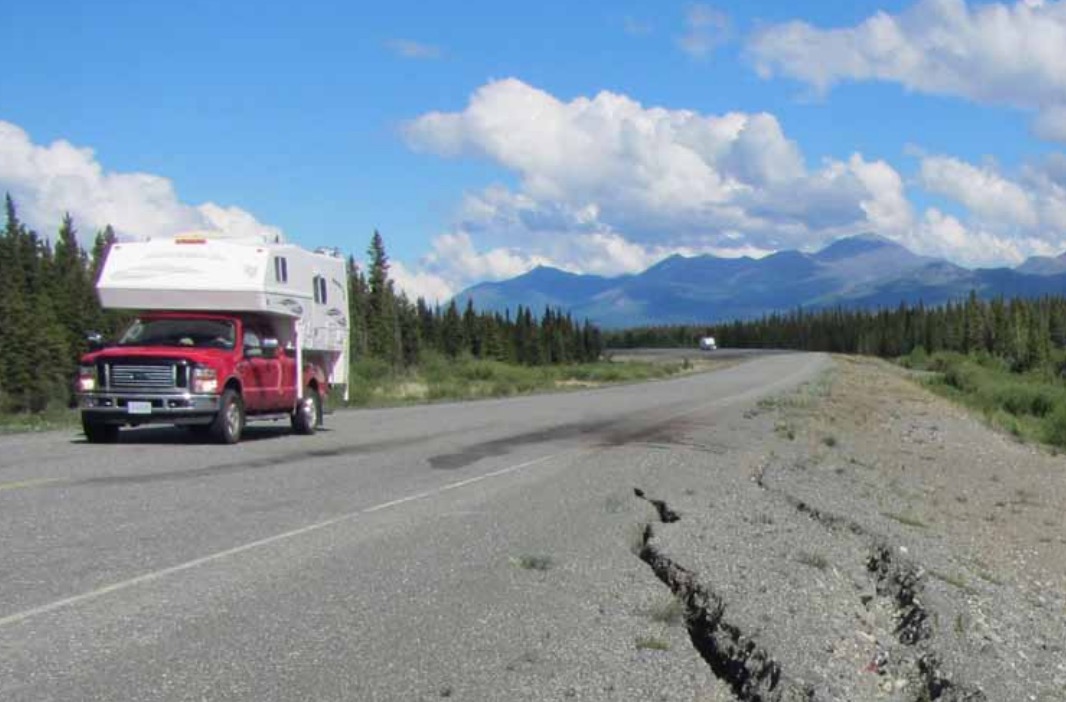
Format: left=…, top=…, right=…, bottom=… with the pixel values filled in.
left=0, top=120, right=281, bottom=247
left=400, top=78, right=1066, bottom=293
left=404, top=78, right=900, bottom=254
left=389, top=261, right=455, bottom=304
left=920, top=155, right=1039, bottom=227
left=748, top=0, right=1066, bottom=141
left=908, top=208, right=1060, bottom=266
left=901, top=153, right=1066, bottom=264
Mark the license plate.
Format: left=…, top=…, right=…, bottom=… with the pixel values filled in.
left=127, top=401, right=152, bottom=415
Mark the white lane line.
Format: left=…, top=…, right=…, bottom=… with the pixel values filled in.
left=0, top=452, right=563, bottom=630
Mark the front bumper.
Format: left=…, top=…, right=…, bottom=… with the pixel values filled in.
left=78, top=392, right=221, bottom=425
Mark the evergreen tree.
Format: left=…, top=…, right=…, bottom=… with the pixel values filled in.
left=963, top=290, right=985, bottom=354
left=396, top=293, right=421, bottom=367
left=441, top=300, right=463, bottom=358
left=462, top=299, right=481, bottom=358
left=0, top=197, right=71, bottom=411
left=366, top=230, right=400, bottom=366
left=53, top=214, right=99, bottom=358
left=347, top=255, right=370, bottom=360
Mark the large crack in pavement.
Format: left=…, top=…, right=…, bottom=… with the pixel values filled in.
left=866, top=544, right=931, bottom=647
left=633, top=488, right=680, bottom=523
left=634, top=483, right=989, bottom=701
left=783, top=492, right=987, bottom=699
left=773, top=482, right=987, bottom=701
left=866, top=545, right=986, bottom=702
left=633, top=488, right=816, bottom=702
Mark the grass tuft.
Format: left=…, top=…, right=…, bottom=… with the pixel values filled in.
left=645, top=596, right=685, bottom=625
left=930, top=569, right=974, bottom=593
left=794, top=551, right=830, bottom=570
left=635, top=635, right=671, bottom=651
left=510, top=554, right=554, bottom=571
left=881, top=510, right=929, bottom=529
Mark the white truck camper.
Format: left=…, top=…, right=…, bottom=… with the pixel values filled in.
left=97, top=231, right=350, bottom=398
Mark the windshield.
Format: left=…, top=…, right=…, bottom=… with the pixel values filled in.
left=118, top=318, right=236, bottom=349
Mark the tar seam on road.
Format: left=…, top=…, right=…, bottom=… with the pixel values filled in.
left=0, top=452, right=567, bottom=630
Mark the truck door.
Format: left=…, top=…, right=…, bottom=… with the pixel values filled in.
left=279, top=343, right=298, bottom=410
left=240, top=329, right=281, bottom=411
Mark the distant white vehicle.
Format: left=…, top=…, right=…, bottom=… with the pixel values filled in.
left=699, top=336, right=717, bottom=351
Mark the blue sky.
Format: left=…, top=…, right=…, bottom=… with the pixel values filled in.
left=3, top=0, right=1066, bottom=299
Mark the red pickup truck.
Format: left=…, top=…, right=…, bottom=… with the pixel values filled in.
left=76, top=311, right=326, bottom=444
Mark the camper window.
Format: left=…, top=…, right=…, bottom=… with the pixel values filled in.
left=314, top=275, right=327, bottom=304
left=274, top=256, right=288, bottom=283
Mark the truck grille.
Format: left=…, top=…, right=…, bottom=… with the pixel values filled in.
left=107, top=363, right=178, bottom=391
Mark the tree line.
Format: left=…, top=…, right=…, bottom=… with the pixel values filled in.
left=0, top=197, right=603, bottom=413
left=605, top=292, right=1066, bottom=373
left=347, top=231, right=604, bottom=370
left=0, top=196, right=121, bottom=412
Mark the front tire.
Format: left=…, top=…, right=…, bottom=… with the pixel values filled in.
left=211, top=388, right=245, bottom=444
left=82, top=415, right=119, bottom=444
left=291, top=389, right=319, bottom=435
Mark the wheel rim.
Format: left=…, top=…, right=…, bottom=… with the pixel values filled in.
left=301, top=396, right=316, bottom=426
left=225, top=399, right=241, bottom=436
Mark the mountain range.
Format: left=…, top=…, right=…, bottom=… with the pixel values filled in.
left=454, top=234, right=1066, bottom=328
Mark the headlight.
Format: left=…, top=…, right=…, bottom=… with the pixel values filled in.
left=191, top=367, right=218, bottom=394
left=77, top=365, right=97, bottom=392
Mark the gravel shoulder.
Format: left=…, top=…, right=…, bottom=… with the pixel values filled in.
left=637, top=355, right=1066, bottom=700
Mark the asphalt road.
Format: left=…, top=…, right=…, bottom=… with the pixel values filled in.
left=0, top=351, right=826, bottom=701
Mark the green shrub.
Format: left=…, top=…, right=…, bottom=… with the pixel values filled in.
left=1042, top=404, right=1066, bottom=448
left=943, top=362, right=978, bottom=392
left=900, top=345, right=928, bottom=369
left=992, top=384, right=1057, bottom=417
left=927, top=352, right=965, bottom=373
left=973, top=352, right=1009, bottom=372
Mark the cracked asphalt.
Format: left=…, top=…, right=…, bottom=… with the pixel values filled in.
left=0, top=351, right=824, bottom=701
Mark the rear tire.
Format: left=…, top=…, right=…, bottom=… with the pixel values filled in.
left=210, top=389, right=245, bottom=444
left=291, top=389, right=319, bottom=435
left=82, top=415, right=119, bottom=444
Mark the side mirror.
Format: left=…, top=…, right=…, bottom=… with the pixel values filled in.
left=261, top=338, right=279, bottom=358
left=86, top=331, right=105, bottom=350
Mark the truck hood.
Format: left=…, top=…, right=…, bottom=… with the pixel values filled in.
left=81, top=346, right=231, bottom=365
